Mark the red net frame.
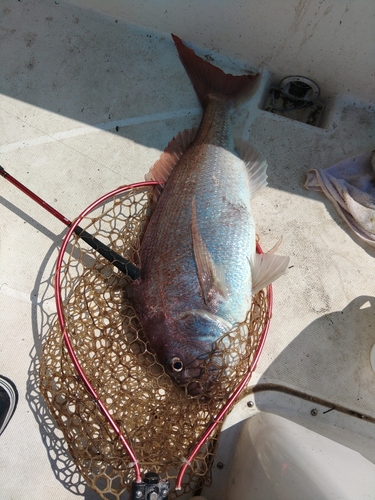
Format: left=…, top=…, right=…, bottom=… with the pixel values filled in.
left=48, top=181, right=272, bottom=496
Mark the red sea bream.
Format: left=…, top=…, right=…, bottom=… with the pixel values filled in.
left=132, top=35, right=289, bottom=395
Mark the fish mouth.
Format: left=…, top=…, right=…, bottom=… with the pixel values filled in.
left=173, top=376, right=213, bottom=399
left=166, top=348, right=225, bottom=399
left=171, top=364, right=219, bottom=399
left=186, top=379, right=212, bottom=398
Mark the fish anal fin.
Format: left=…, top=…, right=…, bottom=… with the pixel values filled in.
left=235, top=139, right=268, bottom=197
left=251, top=252, right=290, bottom=295
left=191, top=199, right=228, bottom=304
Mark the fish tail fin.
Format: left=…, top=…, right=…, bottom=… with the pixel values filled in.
left=172, top=34, right=260, bottom=107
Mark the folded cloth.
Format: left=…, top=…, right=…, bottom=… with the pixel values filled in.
left=305, top=151, right=375, bottom=246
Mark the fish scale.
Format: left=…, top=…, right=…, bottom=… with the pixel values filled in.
left=132, top=35, right=289, bottom=396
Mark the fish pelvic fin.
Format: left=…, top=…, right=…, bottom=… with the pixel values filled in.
left=235, top=140, right=268, bottom=197
left=172, top=34, right=260, bottom=107
left=191, top=198, right=228, bottom=305
left=250, top=250, right=290, bottom=295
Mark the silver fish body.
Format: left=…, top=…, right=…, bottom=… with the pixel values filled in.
left=132, top=36, right=289, bottom=395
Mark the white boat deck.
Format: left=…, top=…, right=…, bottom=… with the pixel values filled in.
left=1, top=1, right=374, bottom=499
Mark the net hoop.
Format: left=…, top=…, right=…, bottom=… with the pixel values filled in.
left=55, top=181, right=159, bottom=483
left=52, top=180, right=272, bottom=494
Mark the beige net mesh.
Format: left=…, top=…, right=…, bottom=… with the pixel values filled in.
left=39, top=184, right=271, bottom=499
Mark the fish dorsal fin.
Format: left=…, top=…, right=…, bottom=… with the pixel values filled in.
left=191, top=199, right=228, bottom=305
left=235, top=140, right=268, bottom=197
left=145, top=128, right=197, bottom=183
left=250, top=252, right=290, bottom=295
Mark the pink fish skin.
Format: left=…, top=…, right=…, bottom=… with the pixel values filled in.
left=132, top=35, right=289, bottom=397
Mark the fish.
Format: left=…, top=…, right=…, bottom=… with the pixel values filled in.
left=131, top=34, right=289, bottom=396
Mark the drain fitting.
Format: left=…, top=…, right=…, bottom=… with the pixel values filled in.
left=280, top=76, right=320, bottom=101
left=262, top=75, right=324, bottom=127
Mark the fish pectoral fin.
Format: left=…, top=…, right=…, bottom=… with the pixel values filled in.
left=145, top=128, right=197, bottom=185
left=250, top=252, right=290, bottom=295
left=235, top=140, right=268, bottom=197
left=191, top=199, right=228, bottom=304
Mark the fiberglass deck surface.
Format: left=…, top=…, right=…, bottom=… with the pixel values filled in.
left=0, top=1, right=374, bottom=499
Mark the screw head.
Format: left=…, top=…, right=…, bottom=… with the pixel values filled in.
left=311, top=408, right=318, bottom=416
left=217, top=461, right=224, bottom=469
left=247, top=400, right=254, bottom=408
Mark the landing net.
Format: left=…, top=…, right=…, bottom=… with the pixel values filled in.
left=39, top=183, right=271, bottom=499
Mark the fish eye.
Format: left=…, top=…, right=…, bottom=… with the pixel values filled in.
left=170, top=357, right=184, bottom=373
